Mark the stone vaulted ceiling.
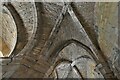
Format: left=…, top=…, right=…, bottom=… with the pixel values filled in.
left=0, top=1, right=120, bottom=79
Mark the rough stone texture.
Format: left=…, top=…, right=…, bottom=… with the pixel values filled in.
left=71, top=2, right=99, bottom=47
left=43, top=2, right=116, bottom=79
left=95, top=2, right=119, bottom=79
left=47, top=43, right=104, bottom=78
left=11, top=2, right=37, bottom=40
left=1, top=2, right=37, bottom=78
left=9, top=2, right=38, bottom=57
left=0, top=6, right=17, bottom=57
left=2, top=2, right=63, bottom=78
left=95, top=2, right=118, bottom=58
left=46, top=13, right=92, bottom=57
left=1, top=2, right=119, bottom=79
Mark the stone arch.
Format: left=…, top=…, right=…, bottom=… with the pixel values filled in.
left=0, top=4, right=17, bottom=57
left=48, top=39, right=98, bottom=62
left=46, top=39, right=104, bottom=78
left=1, top=2, right=38, bottom=58
left=2, top=3, right=28, bottom=58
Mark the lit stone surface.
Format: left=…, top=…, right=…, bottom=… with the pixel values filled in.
left=95, top=2, right=118, bottom=58
left=0, top=5, right=17, bottom=57
left=11, top=2, right=37, bottom=40
left=1, top=2, right=119, bottom=79
left=48, top=43, right=104, bottom=78
left=95, top=3, right=120, bottom=79
left=0, top=51, right=3, bottom=57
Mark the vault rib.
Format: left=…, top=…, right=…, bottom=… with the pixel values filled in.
left=41, top=2, right=70, bottom=58
left=68, top=5, right=116, bottom=79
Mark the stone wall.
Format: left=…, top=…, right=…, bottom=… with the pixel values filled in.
left=1, top=2, right=119, bottom=79
left=95, top=2, right=119, bottom=79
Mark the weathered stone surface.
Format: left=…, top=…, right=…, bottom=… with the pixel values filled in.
left=1, top=2, right=119, bottom=79
left=72, top=2, right=98, bottom=47
left=95, top=2, right=118, bottom=58
left=48, top=43, right=104, bottom=78
left=95, top=3, right=119, bottom=79
left=0, top=5, right=17, bottom=57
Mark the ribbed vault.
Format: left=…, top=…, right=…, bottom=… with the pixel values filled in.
left=0, top=1, right=119, bottom=80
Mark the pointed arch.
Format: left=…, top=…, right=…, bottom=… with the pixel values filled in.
left=46, top=39, right=103, bottom=78
left=48, top=39, right=97, bottom=63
